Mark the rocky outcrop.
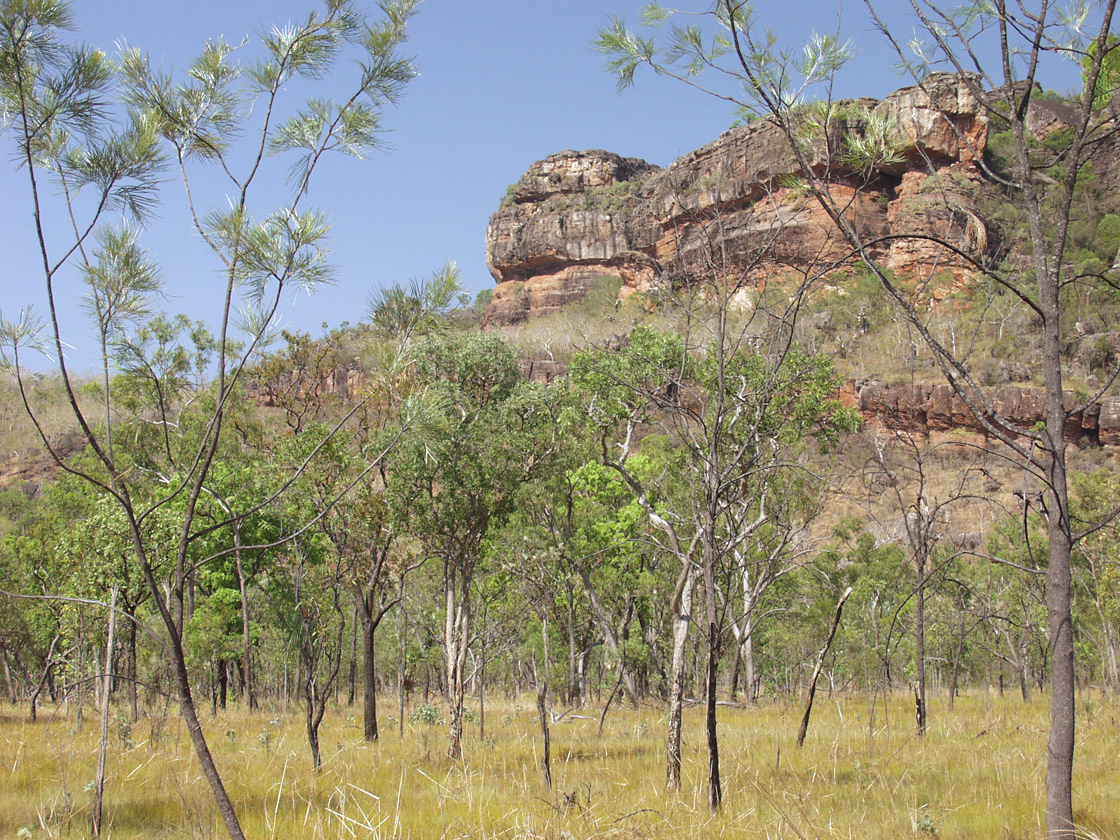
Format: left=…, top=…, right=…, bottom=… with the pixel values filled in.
left=875, top=73, right=989, bottom=164
left=854, top=380, right=1120, bottom=447
left=484, top=74, right=997, bottom=327
left=886, top=163, right=992, bottom=288
left=252, top=358, right=364, bottom=408
left=484, top=150, right=662, bottom=326
left=239, top=349, right=1120, bottom=450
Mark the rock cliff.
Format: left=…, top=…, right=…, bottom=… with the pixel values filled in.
left=852, top=380, right=1120, bottom=447
left=483, top=74, right=1001, bottom=327
left=515, top=358, right=1120, bottom=450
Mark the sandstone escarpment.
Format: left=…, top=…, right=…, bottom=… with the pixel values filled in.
left=853, top=380, right=1117, bottom=446
left=483, top=150, right=662, bottom=327
left=484, top=74, right=998, bottom=327
left=514, top=352, right=1120, bottom=448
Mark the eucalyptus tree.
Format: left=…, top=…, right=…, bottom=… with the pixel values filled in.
left=0, top=1, right=419, bottom=835
left=387, top=331, right=575, bottom=761
left=268, top=509, right=343, bottom=771
left=286, top=422, right=411, bottom=745
left=563, top=60, right=861, bottom=802
left=0, top=463, right=118, bottom=722
left=0, top=517, right=71, bottom=721
left=349, top=263, right=465, bottom=741
left=530, top=458, right=654, bottom=706
left=338, top=473, right=403, bottom=742
left=856, top=428, right=1001, bottom=734
left=66, top=492, right=179, bottom=720
left=724, top=466, right=825, bottom=703
left=571, top=320, right=857, bottom=804
left=596, top=3, right=1118, bottom=833
left=494, top=448, right=666, bottom=716
left=247, top=265, right=463, bottom=741
left=982, top=512, right=1053, bottom=700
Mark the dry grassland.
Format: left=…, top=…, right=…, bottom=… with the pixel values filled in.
left=2, top=690, right=1118, bottom=839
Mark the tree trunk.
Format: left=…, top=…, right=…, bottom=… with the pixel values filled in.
left=92, top=588, right=118, bottom=838
left=348, top=604, right=358, bottom=707
left=1017, top=638, right=1032, bottom=703
left=915, top=563, right=927, bottom=736
left=218, top=659, right=228, bottom=710
left=306, top=686, right=322, bottom=770
left=447, top=662, right=465, bottom=761
left=567, top=583, right=579, bottom=705
left=174, top=645, right=246, bottom=840
left=705, top=620, right=721, bottom=812
left=28, top=634, right=60, bottom=723
left=1045, top=483, right=1076, bottom=840
left=701, top=508, right=721, bottom=813
left=29, top=678, right=41, bottom=722
left=73, top=635, right=85, bottom=726
left=397, top=612, right=407, bottom=736
left=729, top=638, right=742, bottom=700
left=230, top=522, right=254, bottom=712
left=1104, top=621, right=1120, bottom=691
left=578, top=646, right=591, bottom=707
left=125, top=618, right=139, bottom=721
left=743, top=625, right=756, bottom=701
left=666, top=564, right=695, bottom=790
left=479, top=637, right=486, bottom=740
left=536, top=617, right=552, bottom=790
left=2, top=650, right=16, bottom=705
left=735, top=562, right=757, bottom=702
left=797, top=587, right=852, bottom=748
left=576, top=566, right=640, bottom=704
left=949, top=633, right=964, bottom=710
left=363, top=614, right=379, bottom=741
left=446, top=569, right=470, bottom=761
left=211, top=663, right=219, bottom=717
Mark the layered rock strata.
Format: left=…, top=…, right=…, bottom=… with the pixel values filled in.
left=242, top=354, right=1120, bottom=449
left=483, top=74, right=998, bottom=328
left=853, top=381, right=1118, bottom=447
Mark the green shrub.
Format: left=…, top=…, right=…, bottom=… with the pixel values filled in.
left=408, top=703, right=446, bottom=726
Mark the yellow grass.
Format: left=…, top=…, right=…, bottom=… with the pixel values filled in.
left=1, top=690, right=1117, bottom=839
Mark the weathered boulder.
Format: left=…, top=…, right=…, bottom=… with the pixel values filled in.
left=485, top=268, right=606, bottom=327
left=1099, top=397, right=1120, bottom=446
left=505, top=149, right=656, bottom=204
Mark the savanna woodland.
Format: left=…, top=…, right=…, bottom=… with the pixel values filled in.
left=2, top=1, right=1119, bottom=838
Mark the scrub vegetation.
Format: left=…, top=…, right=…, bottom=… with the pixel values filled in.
left=3, top=1, right=1120, bottom=839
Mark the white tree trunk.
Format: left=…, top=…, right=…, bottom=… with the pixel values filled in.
left=666, top=564, right=697, bottom=789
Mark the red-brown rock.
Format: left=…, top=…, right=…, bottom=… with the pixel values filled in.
left=483, top=74, right=995, bottom=327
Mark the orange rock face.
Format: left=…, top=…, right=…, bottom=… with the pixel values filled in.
left=857, top=380, right=1114, bottom=447
left=886, top=164, right=993, bottom=287
left=484, top=267, right=612, bottom=328
left=483, top=74, right=996, bottom=327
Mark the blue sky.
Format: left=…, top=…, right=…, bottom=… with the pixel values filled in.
left=1, top=1, right=1092, bottom=372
